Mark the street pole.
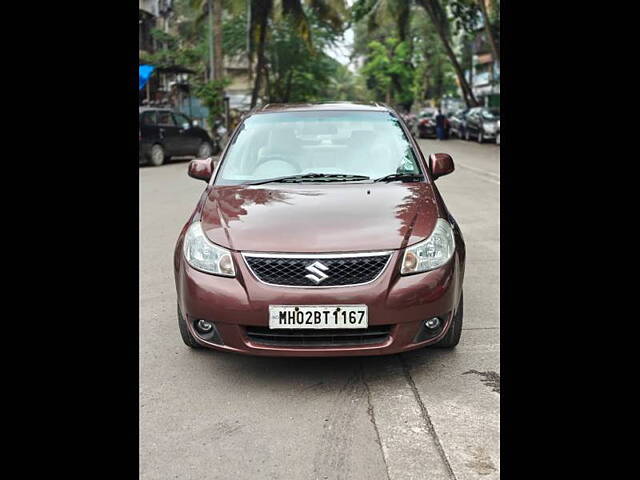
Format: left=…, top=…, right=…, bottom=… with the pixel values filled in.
left=208, top=0, right=214, bottom=82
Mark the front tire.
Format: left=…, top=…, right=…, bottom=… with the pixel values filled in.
left=149, top=144, right=165, bottom=166
left=178, top=304, right=202, bottom=349
left=433, top=292, right=463, bottom=348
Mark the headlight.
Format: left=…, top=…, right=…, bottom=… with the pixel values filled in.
left=401, top=219, right=455, bottom=275
left=483, top=123, right=496, bottom=133
left=183, top=222, right=235, bottom=276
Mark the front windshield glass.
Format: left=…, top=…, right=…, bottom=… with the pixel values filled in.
left=215, top=111, right=421, bottom=185
left=482, top=109, right=500, bottom=120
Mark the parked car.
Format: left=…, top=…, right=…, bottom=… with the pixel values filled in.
left=449, top=109, right=469, bottom=139
left=401, top=112, right=417, bottom=135
left=464, top=107, right=500, bottom=143
left=139, top=107, right=220, bottom=166
left=415, top=108, right=438, bottom=138
left=174, top=102, right=466, bottom=356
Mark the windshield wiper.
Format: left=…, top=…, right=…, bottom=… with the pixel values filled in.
left=374, top=173, right=424, bottom=183
left=244, top=173, right=370, bottom=186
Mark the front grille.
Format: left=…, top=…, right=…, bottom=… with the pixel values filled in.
left=243, top=253, right=391, bottom=287
left=245, top=325, right=392, bottom=347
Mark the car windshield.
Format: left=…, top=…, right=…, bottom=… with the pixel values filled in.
left=482, top=109, right=500, bottom=120
left=215, top=111, right=422, bottom=185
left=419, top=111, right=436, bottom=118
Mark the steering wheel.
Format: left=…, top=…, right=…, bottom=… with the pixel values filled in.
left=252, top=153, right=301, bottom=174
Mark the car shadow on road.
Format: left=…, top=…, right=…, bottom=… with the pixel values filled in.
left=185, top=347, right=449, bottom=391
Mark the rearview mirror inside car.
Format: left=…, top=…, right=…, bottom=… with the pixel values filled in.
left=188, top=157, right=217, bottom=182
left=428, top=153, right=455, bottom=180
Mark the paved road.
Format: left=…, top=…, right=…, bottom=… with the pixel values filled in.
left=139, top=138, right=500, bottom=480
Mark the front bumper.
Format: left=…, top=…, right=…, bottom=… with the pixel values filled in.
left=175, top=248, right=464, bottom=357
left=481, top=130, right=497, bottom=139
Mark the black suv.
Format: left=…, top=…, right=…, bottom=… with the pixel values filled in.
left=464, top=107, right=500, bottom=143
left=139, top=107, right=220, bottom=166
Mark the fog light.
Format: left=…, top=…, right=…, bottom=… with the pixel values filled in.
left=425, top=317, right=440, bottom=329
left=195, top=319, right=213, bottom=333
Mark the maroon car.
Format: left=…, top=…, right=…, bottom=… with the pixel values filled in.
left=173, top=102, right=465, bottom=357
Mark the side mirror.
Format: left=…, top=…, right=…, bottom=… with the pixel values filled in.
left=188, top=157, right=217, bottom=182
left=428, top=153, right=454, bottom=180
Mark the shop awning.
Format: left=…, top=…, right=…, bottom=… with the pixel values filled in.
left=139, top=64, right=155, bottom=90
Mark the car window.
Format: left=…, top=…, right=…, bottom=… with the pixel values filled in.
left=173, top=113, right=191, bottom=128
left=157, top=111, right=177, bottom=126
left=482, top=109, right=500, bottom=120
left=140, top=111, right=156, bottom=126
left=216, top=111, right=421, bottom=185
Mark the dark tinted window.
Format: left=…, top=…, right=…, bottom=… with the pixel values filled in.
left=140, top=111, right=156, bottom=126
left=173, top=113, right=191, bottom=128
left=157, top=111, right=176, bottom=126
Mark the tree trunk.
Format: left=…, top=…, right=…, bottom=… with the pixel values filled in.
left=418, top=0, right=479, bottom=108
left=477, top=0, right=499, bottom=64
left=283, top=69, right=294, bottom=103
left=212, top=0, right=224, bottom=81
left=264, top=65, right=271, bottom=102
left=250, top=14, right=268, bottom=108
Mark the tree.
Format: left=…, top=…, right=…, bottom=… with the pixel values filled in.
left=247, top=0, right=348, bottom=107
left=266, top=14, right=345, bottom=103
left=416, top=0, right=479, bottom=106
left=476, top=0, right=499, bottom=64
left=361, top=38, right=414, bottom=106
left=190, top=0, right=226, bottom=80
left=353, top=0, right=416, bottom=108
left=410, top=11, right=457, bottom=105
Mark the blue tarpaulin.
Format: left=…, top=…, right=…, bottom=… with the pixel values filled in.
left=139, top=65, right=155, bottom=90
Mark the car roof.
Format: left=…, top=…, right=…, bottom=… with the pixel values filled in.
left=139, top=107, right=174, bottom=113
left=250, top=101, right=391, bottom=114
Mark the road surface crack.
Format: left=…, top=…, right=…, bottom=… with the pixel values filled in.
left=360, top=361, right=391, bottom=480
left=399, top=354, right=458, bottom=480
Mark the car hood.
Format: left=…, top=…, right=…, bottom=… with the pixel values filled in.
left=199, top=182, right=442, bottom=253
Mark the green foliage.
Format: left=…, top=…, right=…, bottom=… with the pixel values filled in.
left=361, top=38, right=414, bottom=107
left=449, top=0, right=481, bottom=34
left=410, top=11, right=457, bottom=105
left=264, top=13, right=346, bottom=102
left=194, top=79, right=231, bottom=127
left=141, top=0, right=498, bottom=112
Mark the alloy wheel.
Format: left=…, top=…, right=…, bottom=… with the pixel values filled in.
left=150, top=144, right=164, bottom=166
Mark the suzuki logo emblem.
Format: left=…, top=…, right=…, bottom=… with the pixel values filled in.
left=305, top=261, right=330, bottom=284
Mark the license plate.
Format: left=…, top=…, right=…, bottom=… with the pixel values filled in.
left=269, top=305, right=368, bottom=329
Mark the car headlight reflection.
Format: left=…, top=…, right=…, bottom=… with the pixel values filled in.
left=401, top=219, right=455, bottom=274
left=183, top=222, right=235, bottom=277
